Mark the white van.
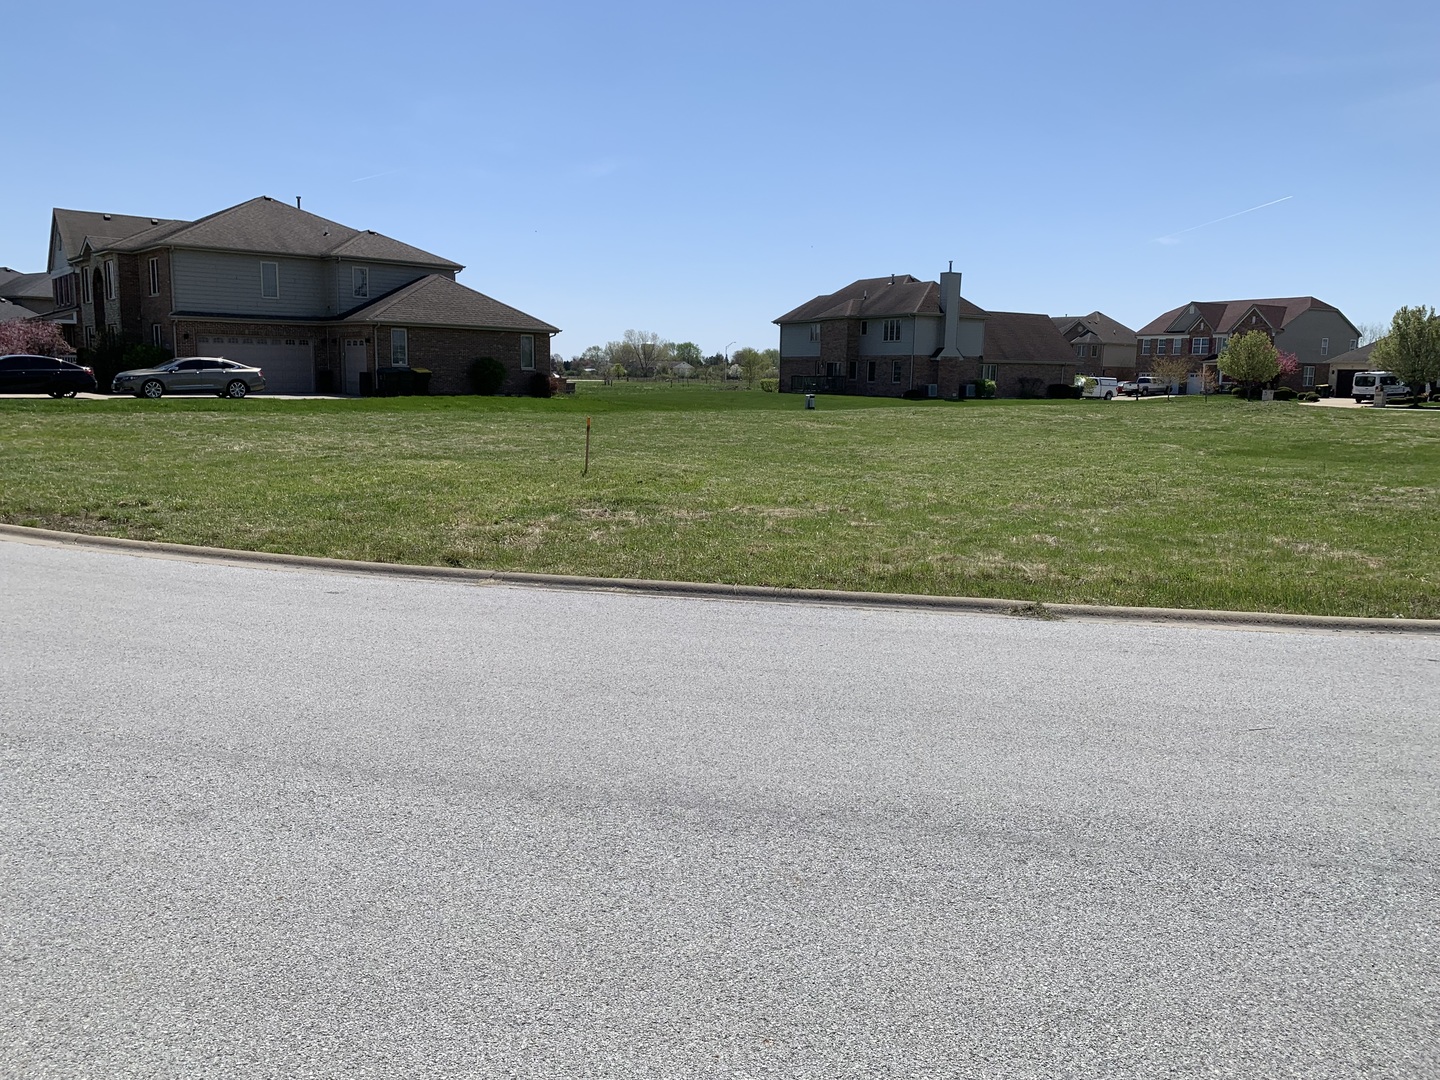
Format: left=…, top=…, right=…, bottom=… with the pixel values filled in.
left=1352, top=371, right=1412, bottom=404
left=1074, top=375, right=1118, bottom=400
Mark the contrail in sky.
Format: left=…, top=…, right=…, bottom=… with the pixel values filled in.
left=1155, top=195, right=1294, bottom=244
left=351, top=170, right=400, bottom=183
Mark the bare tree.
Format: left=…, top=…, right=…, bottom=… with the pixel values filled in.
left=1149, top=354, right=1191, bottom=397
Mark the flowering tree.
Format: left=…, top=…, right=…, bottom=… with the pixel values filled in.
left=1276, top=348, right=1299, bottom=381
left=0, top=320, right=72, bottom=357
left=1217, top=330, right=1279, bottom=393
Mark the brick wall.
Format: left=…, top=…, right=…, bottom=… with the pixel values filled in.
left=137, top=252, right=175, bottom=352
left=384, top=326, right=552, bottom=394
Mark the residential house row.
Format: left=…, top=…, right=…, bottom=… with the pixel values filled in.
left=775, top=269, right=1367, bottom=399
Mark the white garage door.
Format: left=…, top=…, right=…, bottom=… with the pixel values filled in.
left=196, top=335, right=315, bottom=394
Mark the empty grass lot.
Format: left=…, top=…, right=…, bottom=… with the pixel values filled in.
left=3, top=384, right=1438, bottom=618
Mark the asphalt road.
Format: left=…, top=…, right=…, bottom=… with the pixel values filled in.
left=3, top=538, right=1437, bottom=1078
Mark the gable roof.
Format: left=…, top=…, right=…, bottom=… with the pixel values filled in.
left=51, top=209, right=180, bottom=270
left=1051, top=310, right=1135, bottom=344
left=982, top=312, right=1078, bottom=363
left=1136, top=297, right=1347, bottom=337
left=345, top=274, right=558, bottom=333
left=775, top=275, right=987, bottom=323
left=0, top=297, right=37, bottom=323
left=86, top=196, right=463, bottom=271
left=1325, top=340, right=1379, bottom=368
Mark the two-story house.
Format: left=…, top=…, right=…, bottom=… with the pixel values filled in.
left=1134, top=297, right=1359, bottom=392
left=1052, top=312, right=1137, bottom=379
left=56, top=196, right=558, bottom=394
left=775, top=269, right=1080, bottom=398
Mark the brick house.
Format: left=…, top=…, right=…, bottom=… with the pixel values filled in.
left=775, top=268, right=1081, bottom=398
left=1052, top=311, right=1137, bottom=380
left=1134, top=297, right=1359, bottom=392
left=50, top=196, right=557, bottom=393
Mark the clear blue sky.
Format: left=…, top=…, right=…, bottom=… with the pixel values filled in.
left=6, top=0, right=1437, bottom=356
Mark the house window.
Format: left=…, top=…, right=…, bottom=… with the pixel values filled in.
left=1215, top=335, right=1228, bottom=353
left=86, top=326, right=95, bottom=346
left=103, top=260, right=116, bottom=300
left=1192, top=337, right=1210, bottom=355
left=148, top=257, right=159, bottom=296
left=808, top=323, right=820, bottom=342
left=867, top=361, right=876, bottom=382
left=1141, top=338, right=1151, bottom=356
left=1349, top=338, right=1358, bottom=351
left=261, top=262, right=279, bottom=299
left=520, top=334, right=535, bottom=370
left=1090, top=344, right=1099, bottom=357
left=1302, top=365, right=1315, bottom=387
left=1320, top=337, right=1329, bottom=356
left=826, top=361, right=842, bottom=377
left=1155, top=339, right=1167, bottom=356
left=1076, top=344, right=1087, bottom=360
left=883, top=318, right=902, bottom=342
left=892, top=360, right=902, bottom=383
left=980, top=363, right=997, bottom=381
left=860, top=321, right=868, bottom=336
left=353, top=267, right=369, bottom=299
left=152, top=324, right=162, bottom=347
left=391, top=328, right=408, bottom=366
left=847, top=360, right=857, bottom=380
left=82, top=271, right=92, bottom=304
left=1173, top=338, right=1184, bottom=355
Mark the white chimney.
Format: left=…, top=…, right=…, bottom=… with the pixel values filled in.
left=939, top=265, right=963, bottom=358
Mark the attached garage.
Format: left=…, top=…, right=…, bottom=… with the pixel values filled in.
left=195, top=334, right=316, bottom=394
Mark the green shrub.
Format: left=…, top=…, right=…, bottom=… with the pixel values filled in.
left=1300, top=391, right=1320, bottom=402
left=468, top=357, right=506, bottom=395
left=1231, top=386, right=1251, bottom=399
left=1273, top=386, right=1297, bottom=401
left=978, top=379, right=997, bottom=399
left=527, top=371, right=553, bottom=398
left=1047, top=383, right=1079, bottom=398
left=759, top=378, right=778, bottom=393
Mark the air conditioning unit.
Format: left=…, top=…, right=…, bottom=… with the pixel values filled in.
left=927, top=383, right=939, bottom=398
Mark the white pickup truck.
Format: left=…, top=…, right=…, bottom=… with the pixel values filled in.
left=1120, top=374, right=1172, bottom=396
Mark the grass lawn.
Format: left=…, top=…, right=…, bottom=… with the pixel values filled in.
left=3, top=384, right=1438, bottom=618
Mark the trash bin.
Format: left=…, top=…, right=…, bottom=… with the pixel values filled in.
left=375, top=366, right=415, bottom=396
left=315, top=369, right=334, bottom=394
left=805, top=393, right=816, bottom=409
left=357, top=371, right=372, bottom=397
left=410, top=367, right=432, bottom=396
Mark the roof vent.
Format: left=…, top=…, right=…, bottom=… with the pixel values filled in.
left=102, top=214, right=112, bottom=221
left=150, top=218, right=159, bottom=225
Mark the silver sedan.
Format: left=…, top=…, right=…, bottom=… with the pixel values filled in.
left=112, top=357, right=267, bottom=399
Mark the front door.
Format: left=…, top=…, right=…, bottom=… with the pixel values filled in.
left=344, top=339, right=367, bottom=395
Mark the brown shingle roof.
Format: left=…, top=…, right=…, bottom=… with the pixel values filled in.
left=775, top=275, right=987, bottom=323
left=101, top=196, right=463, bottom=271
left=1136, top=297, right=1342, bottom=336
left=1051, top=310, right=1135, bottom=345
left=982, top=312, right=1078, bottom=364
left=345, top=274, right=558, bottom=333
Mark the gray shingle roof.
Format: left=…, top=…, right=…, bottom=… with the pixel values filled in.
left=99, top=196, right=463, bottom=271
left=345, top=274, right=558, bottom=333
left=775, top=275, right=987, bottom=323
left=0, top=271, right=52, bottom=302
left=52, top=209, right=180, bottom=265
left=0, top=297, right=37, bottom=323
left=982, top=312, right=1078, bottom=364
left=1325, top=341, right=1379, bottom=368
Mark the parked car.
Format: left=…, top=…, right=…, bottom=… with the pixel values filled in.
left=0, top=353, right=98, bottom=397
left=1351, top=371, right=1412, bottom=404
left=112, top=357, right=266, bottom=399
left=1074, top=375, right=1118, bottom=400
left=1120, top=374, right=1171, bottom=396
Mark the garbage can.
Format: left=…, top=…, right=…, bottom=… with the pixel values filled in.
left=375, top=366, right=415, bottom=396
left=315, top=369, right=334, bottom=394
left=410, top=367, right=432, bottom=396
left=805, top=393, right=816, bottom=410
left=357, top=371, right=372, bottom=397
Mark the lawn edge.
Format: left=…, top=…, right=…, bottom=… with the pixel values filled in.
left=4, top=522, right=1436, bottom=635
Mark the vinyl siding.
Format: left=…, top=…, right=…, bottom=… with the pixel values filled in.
left=779, top=322, right=821, bottom=356
left=335, top=262, right=454, bottom=316
left=171, top=250, right=327, bottom=317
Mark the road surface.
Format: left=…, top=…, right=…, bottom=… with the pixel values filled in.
left=3, top=537, right=1437, bottom=1078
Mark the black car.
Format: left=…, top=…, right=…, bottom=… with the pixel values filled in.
left=0, top=353, right=99, bottom=397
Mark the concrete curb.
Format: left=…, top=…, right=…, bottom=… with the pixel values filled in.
left=3, top=522, right=1436, bottom=636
